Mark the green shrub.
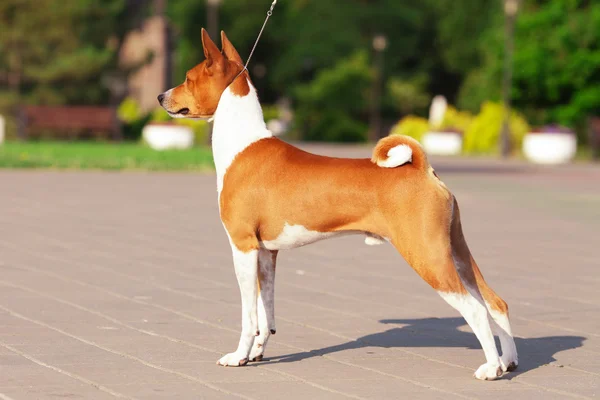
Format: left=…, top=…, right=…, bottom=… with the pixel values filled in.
left=145, top=107, right=210, bottom=146
left=117, top=97, right=150, bottom=141
left=387, top=75, right=431, bottom=116
left=389, top=105, right=473, bottom=143
left=389, top=115, right=429, bottom=142
left=463, top=101, right=530, bottom=155
left=439, top=106, right=473, bottom=132
left=293, top=50, right=373, bottom=142
left=117, top=97, right=143, bottom=124
left=302, top=111, right=368, bottom=143
left=262, top=105, right=280, bottom=122
left=149, top=107, right=171, bottom=123
left=118, top=97, right=211, bottom=146
left=175, top=118, right=210, bottom=146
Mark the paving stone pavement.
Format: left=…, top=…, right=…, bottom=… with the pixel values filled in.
left=0, top=145, right=599, bottom=399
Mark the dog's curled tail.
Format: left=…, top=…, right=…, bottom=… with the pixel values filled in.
left=371, top=135, right=429, bottom=171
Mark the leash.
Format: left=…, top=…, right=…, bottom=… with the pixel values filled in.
left=233, top=0, right=277, bottom=81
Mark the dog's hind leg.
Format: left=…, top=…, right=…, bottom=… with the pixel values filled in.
left=486, top=296, right=518, bottom=372
left=390, top=199, right=503, bottom=380
left=436, top=290, right=503, bottom=380
left=450, top=199, right=518, bottom=372
left=458, top=254, right=518, bottom=373
left=249, top=249, right=278, bottom=362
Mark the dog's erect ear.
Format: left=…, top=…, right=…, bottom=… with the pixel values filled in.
left=201, top=28, right=222, bottom=66
left=221, top=30, right=244, bottom=65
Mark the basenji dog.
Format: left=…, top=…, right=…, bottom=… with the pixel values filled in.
left=158, top=29, right=518, bottom=380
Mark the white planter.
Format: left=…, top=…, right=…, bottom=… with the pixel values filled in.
left=422, top=131, right=463, bottom=156
left=267, top=119, right=287, bottom=136
left=522, top=132, right=576, bottom=165
left=0, top=115, right=5, bottom=145
left=142, top=123, right=194, bottom=150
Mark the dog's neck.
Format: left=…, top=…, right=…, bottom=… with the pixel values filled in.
left=212, top=77, right=272, bottom=193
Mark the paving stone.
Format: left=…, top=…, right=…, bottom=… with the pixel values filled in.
left=1, top=151, right=599, bottom=399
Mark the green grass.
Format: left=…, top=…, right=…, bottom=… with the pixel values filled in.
left=0, top=142, right=214, bottom=171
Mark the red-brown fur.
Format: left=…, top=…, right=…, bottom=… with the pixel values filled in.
left=160, top=28, right=515, bottom=378
left=163, top=28, right=509, bottom=313
left=218, top=136, right=506, bottom=309
left=161, top=30, right=249, bottom=117
left=371, top=135, right=428, bottom=170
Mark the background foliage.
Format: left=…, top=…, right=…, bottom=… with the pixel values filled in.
left=1, top=0, right=599, bottom=147
left=0, top=0, right=149, bottom=107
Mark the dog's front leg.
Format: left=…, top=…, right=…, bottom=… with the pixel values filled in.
left=249, top=249, right=278, bottom=362
left=217, top=247, right=259, bottom=367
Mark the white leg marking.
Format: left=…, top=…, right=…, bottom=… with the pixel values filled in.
left=249, top=249, right=276, bottom=362
left=488, top=306, right=518, bottom=371
left=217, top=247, right=258, bottom=367
left=261, top=223, right=342, bottom=250
left=438, top=292, right=503, bottom=380
left=364, top=233, right=386, bottom=246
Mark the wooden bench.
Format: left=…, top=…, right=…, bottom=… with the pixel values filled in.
left=17, top=105, right=122, bottom=141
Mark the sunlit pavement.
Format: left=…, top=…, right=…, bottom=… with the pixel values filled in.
left=1, top=145, right=598, bottom=399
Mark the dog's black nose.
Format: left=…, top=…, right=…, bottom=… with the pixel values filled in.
left=157, top=93, right=165, bottom=104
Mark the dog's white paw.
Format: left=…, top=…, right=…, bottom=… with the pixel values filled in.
left=249, top=328, right=275, bottom=362
left=500, top=355, right=518, bottom=372
left=216, top=352, right=248, bottom=367
left=249, top=342, right=264, bottom=362
left=474, top=362, right=503, bottom=381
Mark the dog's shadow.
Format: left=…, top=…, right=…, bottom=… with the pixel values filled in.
left=259, top=317, right=585, bottom=377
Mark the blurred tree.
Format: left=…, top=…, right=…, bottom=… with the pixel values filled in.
left=5, top=0, right=594, bottom=143
left=432, top=0, right=498, bottom=75
left=293, top=50, right=373, bottom=142
left=168, top=0, right=431, bottom=141
left=513, top=0, right=600, bottom=129
left=387, top=75, right=431, bottom=116
left=0, top=0, right=149, bottom=107
left=426, top=0, right=499, bottom=108
left=166, top=0, right=515, bottom=141
left=270, top=1, right=426, bottom=92
left=459, top=0, right=600, bottom=131
left=167, top=1, right=209, bottom=83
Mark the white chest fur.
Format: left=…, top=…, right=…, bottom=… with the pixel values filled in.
left=212, top=80, right=272, bottom=195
